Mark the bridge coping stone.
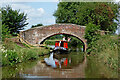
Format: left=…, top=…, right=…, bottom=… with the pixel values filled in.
left=22, top=24, right=86, bottom=31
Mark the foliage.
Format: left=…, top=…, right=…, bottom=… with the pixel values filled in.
left=69, top=36, right=83, bottom=48
left=47, top=34, right=64, bottom=40
left=84, top=23, right=100, bottom=53
left=0, top=9, right=11, bottom=41
left=85, top=23, right=100, bottom=43
left=44, top=40, right=55, bottom=45
left=44, top=34, right=84, bottom=50
left=88, top=35, right=118, bottom=72
left=1, top=24, right=11, bottom=41
left=54, top=2, right=118, bottom=33
left=118, top=2, right=120, bottom=8
left=1, top=5, right=28, bottom=35
left=85, top=35, right=118, bottom=78
left=31, top=23, right=43, bottom=28
left=44, top=34, right=83, bottom=47
left=0, top=10, right=1, bottom=41
left=22, top=43, right=30, bottom=48
left=1, top=40, right=50, bottom=66
left=2, top=59, right=38, bottom=78
left=2, top=50, right=19, bottom=66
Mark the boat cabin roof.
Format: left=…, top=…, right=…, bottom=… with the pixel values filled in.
left=55, top=40, right=67, bottom=43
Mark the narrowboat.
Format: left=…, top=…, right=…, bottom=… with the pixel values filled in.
left=53, top=40, right=68, bottom=53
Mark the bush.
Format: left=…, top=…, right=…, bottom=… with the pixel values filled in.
left=84, top=23, right=100, bottom=53
left=91, top=35, right=118, bottom=70
left=86, top=35, right=118, bottom=78
left=2, top=49, right=19, bottom=66
left=84, top=23, right=118, bottom=77
left=1, top=40, right=50, bottom=66
left=85, top=23, right=100, bottom=44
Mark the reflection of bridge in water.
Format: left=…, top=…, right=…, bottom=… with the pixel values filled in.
left=19, top=24, right=87, bottom=52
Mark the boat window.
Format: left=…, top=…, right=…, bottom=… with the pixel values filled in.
left=61, top=41, right=64, bottom=47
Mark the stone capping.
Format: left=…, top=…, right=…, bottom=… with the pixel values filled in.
left=23, top=24, right=86, bottom=32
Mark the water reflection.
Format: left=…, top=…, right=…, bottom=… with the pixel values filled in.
left=18, top=51, right=85, bottom=78
left=2, top=51, right=85, bottom=78
left=44, top=51, right=85, bottom=69
left=44, top=53, right=59, bottom=68
left=44, top=52, right=69, bottom=68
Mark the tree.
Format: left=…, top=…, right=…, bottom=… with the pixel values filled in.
left=1, top=5, right=28, bottom=35
left=85, top=23, right=100, bottom=44
left=0, top=9, right=11, bottom=41
left=1, top=24, right=11, bottom=40
left=53, top=2, right=118, bottom=33
left=84, top=23, right=100, bottom=53
left=31, top=24, right=43, bottom=28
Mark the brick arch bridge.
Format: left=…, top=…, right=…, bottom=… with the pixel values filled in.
left=19, top=24, right=87, bottom=52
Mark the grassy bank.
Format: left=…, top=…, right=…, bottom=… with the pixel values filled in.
left=1, top=39, right=50, bottom=66
left=85, top=35, right=118, bottom=78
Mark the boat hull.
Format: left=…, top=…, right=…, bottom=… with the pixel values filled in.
left=53, top=47, right=68, bottom=54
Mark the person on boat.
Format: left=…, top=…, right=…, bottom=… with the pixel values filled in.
left=63, top=37, right=66, bottom=41
left=58, top=37, right=65, bottom=47
left=67, top=37, right=71, bottom=48
left=59, top=40, right=61, bottom=46
left=67, top=37, right=71, bottom=42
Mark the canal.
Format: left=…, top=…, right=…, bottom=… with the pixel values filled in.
left=2, top=50, right=86, bottom=78
left=1, top=47, right=117, bottom=79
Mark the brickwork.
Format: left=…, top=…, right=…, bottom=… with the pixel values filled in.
left=19, top=24, right=87, bottom=51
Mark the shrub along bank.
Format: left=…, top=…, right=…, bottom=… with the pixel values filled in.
left=1, top=40, right=50, bottom=66
left=86, top=35, right=118, bottom=78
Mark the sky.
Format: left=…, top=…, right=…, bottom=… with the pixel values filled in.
left=1, top=0, right=120, bottom=34
left=2, top=2, right=58, bottom=30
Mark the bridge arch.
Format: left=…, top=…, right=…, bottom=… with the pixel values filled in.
left=19, top=24, right=87, bottom=51
left=40, top=32, right=87, bottom=52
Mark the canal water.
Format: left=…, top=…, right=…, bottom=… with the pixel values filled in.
left=2, top=50, right=86, bottom=79
left=2, top=46, right=118, bottom=79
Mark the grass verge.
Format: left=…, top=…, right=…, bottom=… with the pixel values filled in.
left=1, top=39, right=50, bottom=66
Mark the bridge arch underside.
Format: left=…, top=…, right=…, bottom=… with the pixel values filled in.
left=39, top=32, right=87, bottom=52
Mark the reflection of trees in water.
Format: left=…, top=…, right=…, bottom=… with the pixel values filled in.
left=68, top=52, right=84, bottom=67
left=2, top=59, right=39, bottom=78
